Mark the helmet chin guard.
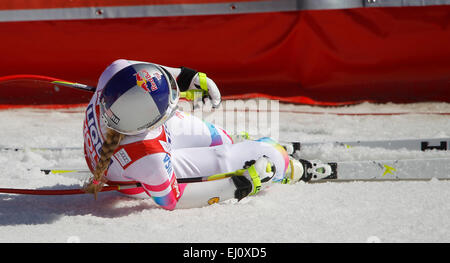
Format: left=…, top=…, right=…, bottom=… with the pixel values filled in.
left=99, top=63, right=179, bottom=135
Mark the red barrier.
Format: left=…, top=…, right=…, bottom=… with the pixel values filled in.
left=0, top=4, right=449, bottom=106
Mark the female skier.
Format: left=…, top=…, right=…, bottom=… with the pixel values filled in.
left=82, top=59, right=304, bottom=210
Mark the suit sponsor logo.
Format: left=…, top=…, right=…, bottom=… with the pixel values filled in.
left=163, top=153, right=173, bottom=176
left=84, top=104, right=102, bottom=166
left=114, top=148, right=132, bottom=167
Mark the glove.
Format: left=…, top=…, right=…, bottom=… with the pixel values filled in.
left=177, top=67, right=221, bottom=108
left=192, top=72, right=221, bottom=108
left=232, top=156, right=275, bottom=201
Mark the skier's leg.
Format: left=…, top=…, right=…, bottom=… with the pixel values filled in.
left=113, top=137, right=302, bottom=201
left=173, top=139, right=289, bottom=209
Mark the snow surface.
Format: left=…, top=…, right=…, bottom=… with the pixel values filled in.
left=1, top=101, right=450, bottom=243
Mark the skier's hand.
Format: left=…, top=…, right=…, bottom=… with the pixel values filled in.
left=191, top=72, right=221, bottom=108
left=176, top=67, right=221, bottom=108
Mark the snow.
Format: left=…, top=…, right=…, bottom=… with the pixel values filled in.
left=1, top=101, right=450, bottom=243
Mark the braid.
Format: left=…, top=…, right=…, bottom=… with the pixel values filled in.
left=84, top=128, right=125, bottom=199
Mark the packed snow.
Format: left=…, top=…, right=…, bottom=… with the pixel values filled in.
left=1, top=101, right=450, bottom=243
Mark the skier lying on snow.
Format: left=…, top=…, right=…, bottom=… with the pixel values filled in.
left=83, top=59, right=304, bottom=210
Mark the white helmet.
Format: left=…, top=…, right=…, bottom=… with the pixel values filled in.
left=99, top=63, right=179, bottom=135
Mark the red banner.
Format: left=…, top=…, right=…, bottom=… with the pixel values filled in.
left=0, top=4, right=449, bottom=106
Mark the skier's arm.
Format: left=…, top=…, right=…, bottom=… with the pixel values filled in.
left=123, top=153, right=183, bottom=211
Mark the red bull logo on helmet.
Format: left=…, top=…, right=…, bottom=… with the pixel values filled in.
left=135, top=69, right=160, bottom=92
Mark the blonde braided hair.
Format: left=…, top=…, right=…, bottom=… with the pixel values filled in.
left=84, top=128, right=125, bottom=199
